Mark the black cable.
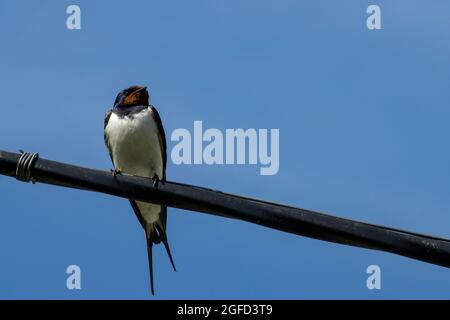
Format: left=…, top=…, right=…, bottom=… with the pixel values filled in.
left=1, top=149, right=450, bottom=268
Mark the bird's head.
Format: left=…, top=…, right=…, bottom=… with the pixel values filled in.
left=113, top=86, right=149, bottom=109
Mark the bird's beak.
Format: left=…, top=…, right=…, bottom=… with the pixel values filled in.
left=135, top=86, right=147, bottom=94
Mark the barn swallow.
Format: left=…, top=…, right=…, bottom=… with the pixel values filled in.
left=104, top=85, right=175, bottom=295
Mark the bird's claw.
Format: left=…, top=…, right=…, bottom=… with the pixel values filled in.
left=151, top=174, right=161, bottom=188
left=111, top=168, right=122, bottom=177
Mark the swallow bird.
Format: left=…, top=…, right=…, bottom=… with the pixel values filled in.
left=104, top=85, right=175, bottom=294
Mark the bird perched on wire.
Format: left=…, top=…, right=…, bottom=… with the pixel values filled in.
left=103, top=85, right=175, bottom=294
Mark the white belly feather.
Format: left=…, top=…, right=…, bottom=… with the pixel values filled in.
left=105, top=107, right=163, bottom=225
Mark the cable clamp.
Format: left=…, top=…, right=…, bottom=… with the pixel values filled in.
left=16, top=150, right=39, bottom=183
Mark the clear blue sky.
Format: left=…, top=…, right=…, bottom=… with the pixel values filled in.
left=1, top=0, right=450, bottom=299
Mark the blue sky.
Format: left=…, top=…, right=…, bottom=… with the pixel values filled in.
left=1, top=0, right=450, bottom=299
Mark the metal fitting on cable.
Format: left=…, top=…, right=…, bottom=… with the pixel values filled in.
left=15, top=150, right=39, bottom=183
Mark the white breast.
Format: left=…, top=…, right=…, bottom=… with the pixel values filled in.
left=105, top=107, right=163, bottom=225
left=105, top=107, right=163, bottom=178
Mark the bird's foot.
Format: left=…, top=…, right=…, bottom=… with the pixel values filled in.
left=151, top=174, right=161, bottom=188
left=111, top=168, right=122, bottom=177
